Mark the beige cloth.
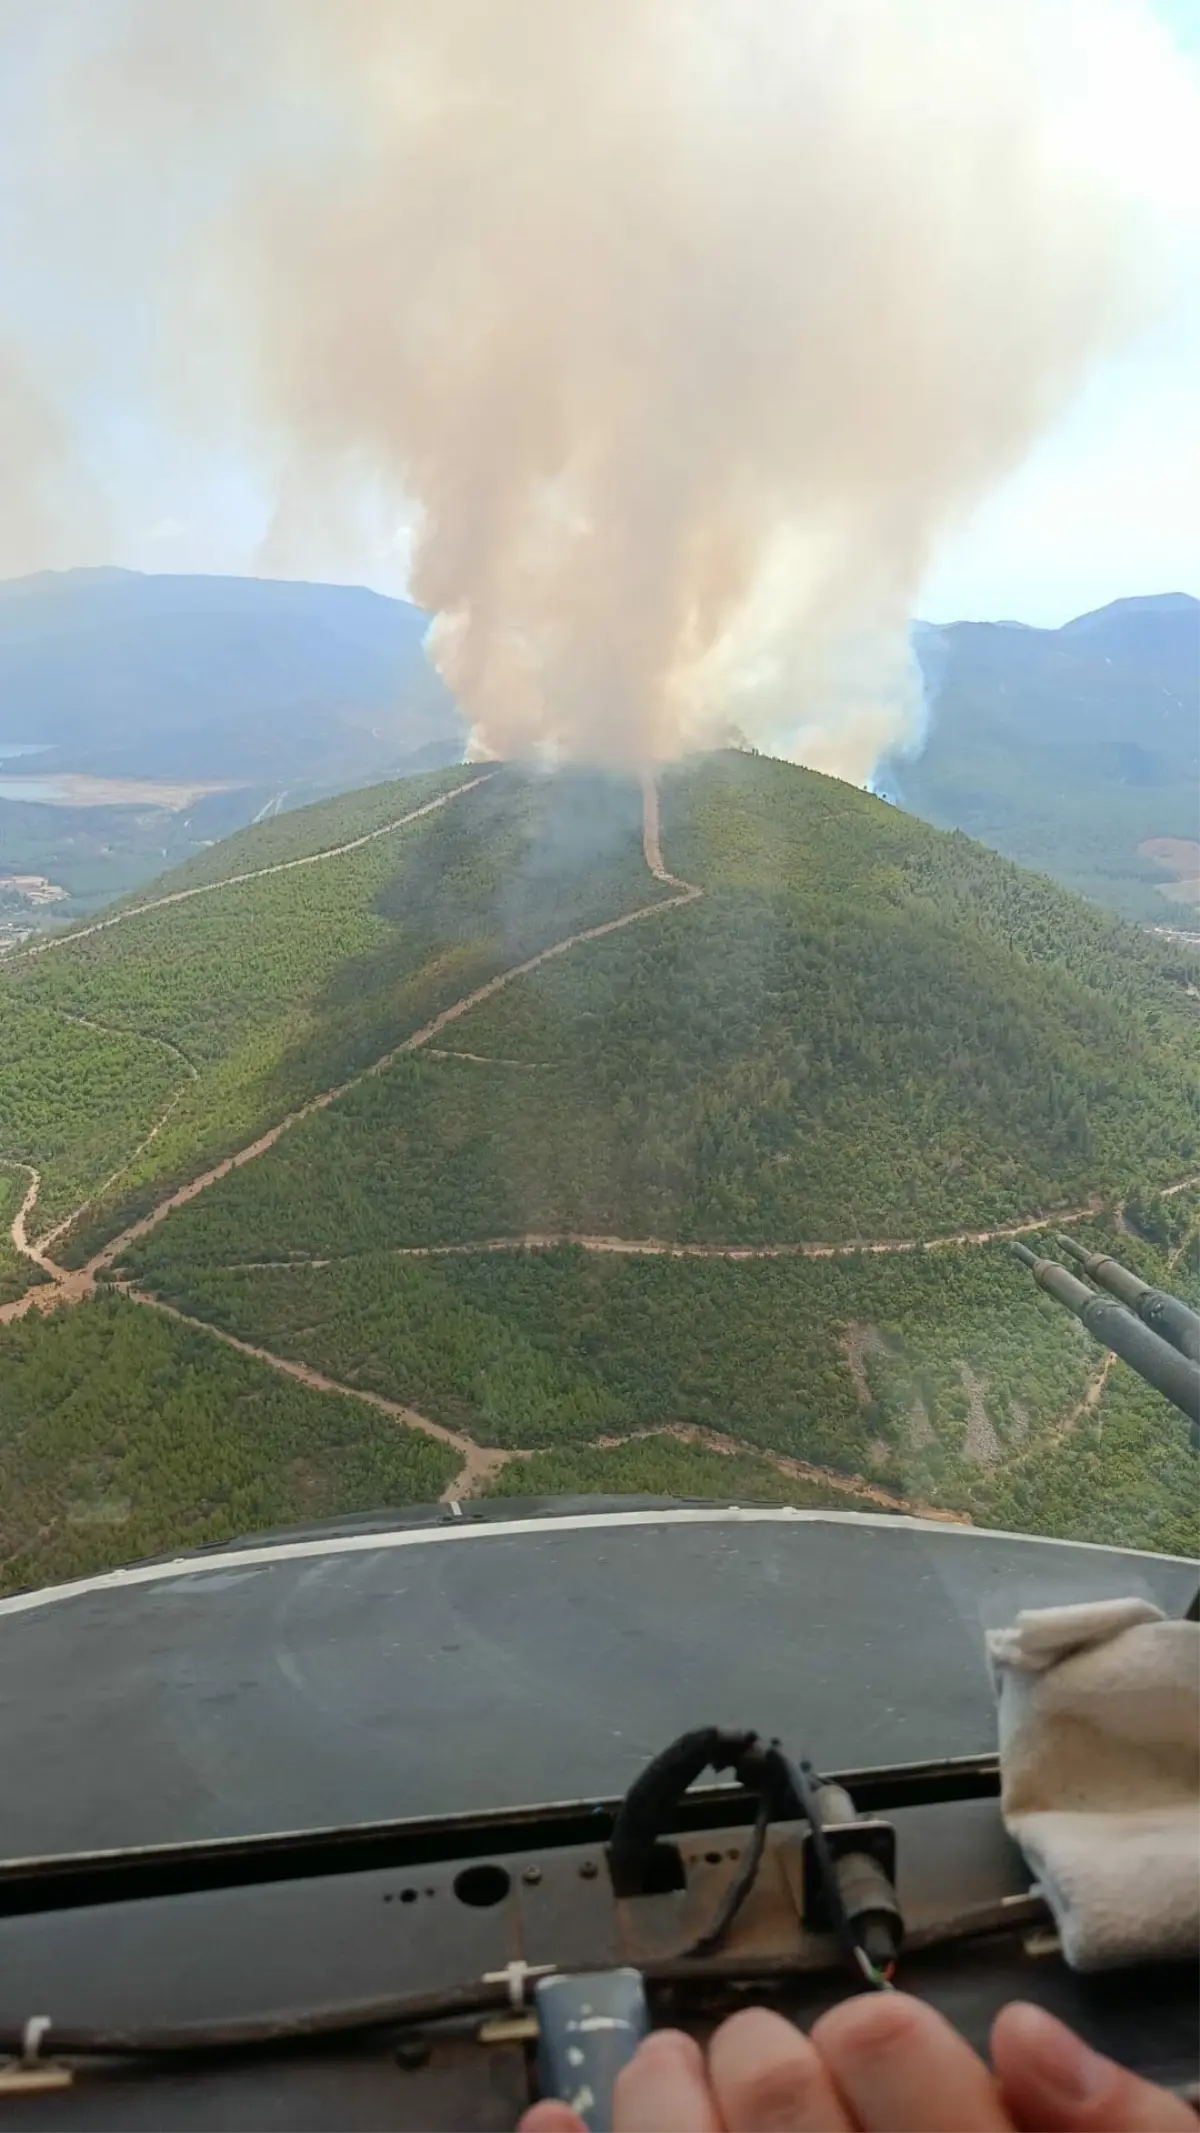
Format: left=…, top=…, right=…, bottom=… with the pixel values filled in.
left=988, top=1597, right=1200, bottom=1971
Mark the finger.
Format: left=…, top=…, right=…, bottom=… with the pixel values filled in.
left=707, top=2006, right=856, bottom=2131
left=613, top=2029, right=723, bottom=2133
left=992, top=2002, right=1197, bottom=2132
left=521, top=2037, right=713, bottom=2133
left=811, top=1991, right=1014, bottom=2132
left=519, top=2106, right=590, bottom=2133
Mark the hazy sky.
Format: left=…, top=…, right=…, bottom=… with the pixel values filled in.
left=920, top=0, right=1198, bottom=623
left=2, top=0, right=1196, bottom=633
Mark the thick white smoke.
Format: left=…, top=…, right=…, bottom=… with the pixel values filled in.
left=1, top=0, right=1190, bottom=776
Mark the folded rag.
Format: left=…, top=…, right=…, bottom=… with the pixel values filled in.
left=988, top=1596, right=1200, bottom=1971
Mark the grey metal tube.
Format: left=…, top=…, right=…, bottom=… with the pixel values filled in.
left=1011, top=1243, right=1200, bottom=1424
left=1054, top=1234, right=1200, bottom=1364
left=1054, top=1234, right=1151, bottom=1308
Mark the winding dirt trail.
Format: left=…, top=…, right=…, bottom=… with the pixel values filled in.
left=640, top=768, right=689, bottom=888
left=64, top=776, right=695, bottom=1280
left=120, top=1291, right=964, bottom=1521
left=1, top=775, right=496, bottom=1276
left=1063, top=1352, right=1117, bottom=1440
left=1, top=1013, right=201, bottom=1319
left=386, top=776, right=699, bottom=1059
left=1, top=1162, right=52, bottom=1273
left=4, top=771, right=1196, bottom=1509
left=10, top=772, right=495, bottom=964
left=123, top=1289, right=510, bottom=1504
left=33, top=1015, right=199, bottom=1256
left=324, top=1199, right=1107, bottom=1265
left=36, top=1085, right=193, bottom=1256
left=424, top=1048, right=543, bottom=1068
left=217, top=1195, right=1109, bottom=1276
left=590, top=1421, right=969, bottom=1524
left=0, top=1162, right=93, bottom=1326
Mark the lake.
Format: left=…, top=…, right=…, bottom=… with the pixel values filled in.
left=0, top=778, right=63, bottom=801
left=0, top=772, right=238, bottom=808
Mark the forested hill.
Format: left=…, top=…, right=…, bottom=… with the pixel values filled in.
left=882, top=592, right=1199, bottom=920
left=1, top=750, right=1197, bottom=1588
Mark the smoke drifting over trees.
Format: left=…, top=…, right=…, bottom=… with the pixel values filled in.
left=1, top=0, right=1189, bottom=775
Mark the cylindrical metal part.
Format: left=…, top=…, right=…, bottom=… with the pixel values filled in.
left=1012, top=1247, right=1200, bottom=1424
left=812, top=1783, right=904, bottom=1965
left=1139, top=1292, right=1200, bottom=1366
left=1077, top=1294, right=1200, bottom=1420
left=1011, top=1245, right=1096, bottom=1314
left=815, top=1784, right=856, bottom=1826
left=832, top=1848, right=904, bottom=1967
left=1055, top=1233, right=1150, bottom=1305
left=1055, top=1236, right=1200, bottom=1364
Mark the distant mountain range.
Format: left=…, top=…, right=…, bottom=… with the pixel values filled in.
left=0, top=571, right=1195, bottom=925
left=883, top=592, right=1199, bottom=922
left=0, top=568, right=468, bottom=918
left=0, top=566, right=465, bottom=785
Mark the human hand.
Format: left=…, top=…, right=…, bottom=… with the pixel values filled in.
left=519, top=1991, right=1195, bottom=2131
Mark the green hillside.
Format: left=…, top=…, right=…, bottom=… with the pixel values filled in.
left=123, top=1233, right=1090, bottom=1474
left=22, top=749, right=1191, bottom=1264
left=2, top=764, right=666, bottom=1260
left=124, top=1209, right=1198, bottom=1559
left=1, top=749, right=1197, bottom=1585
left=0, top=1168, right=34, bottom=1304
left=0, top=1293, right=456, bottom=1594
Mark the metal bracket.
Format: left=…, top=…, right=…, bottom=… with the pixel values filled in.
left=479, top=2013, right=540, bottom=2044
left=0, top=2019, right=73, bottom=2097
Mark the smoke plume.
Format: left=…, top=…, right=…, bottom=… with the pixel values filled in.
left=1, top=0, right=1188, bottom=776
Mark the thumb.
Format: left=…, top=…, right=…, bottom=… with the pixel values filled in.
left=992, top=2002, right=1195, bottom=2132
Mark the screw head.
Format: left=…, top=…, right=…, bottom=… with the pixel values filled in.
left=394, top=2038, right=431, bottom=2070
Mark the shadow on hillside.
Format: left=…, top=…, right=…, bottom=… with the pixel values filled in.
left=261, top=765, right=664, bottom=1111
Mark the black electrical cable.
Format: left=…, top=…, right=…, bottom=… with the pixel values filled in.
left=684, top=1788, right=772, bottom=1957
left=683, top=1739, right=882, bottom=1975
left=609, top=1727, right=758, bottom=1898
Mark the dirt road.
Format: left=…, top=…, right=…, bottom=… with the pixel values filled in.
left=126, top=1293, right=964, bottom=1519
left=71, top=776, right=697, bottom=1277
left=33, top=1017, right=199, bottom=1256
left=0, top=1162, right=91, bottom=1326
left=3, top=774, right=1195, bottom=1511
left=591, top=1421, right=969, bottom=1523
left=369, top=1200, right=1106, bottom=1264
left=12, top=772, right=495, bottom=963
left=124, top=1289, right=511, bottom=1503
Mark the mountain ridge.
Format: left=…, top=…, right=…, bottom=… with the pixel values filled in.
left=2, top=752, right=1196, bottom=1587
left=0, top=566, right=463, bottom=781
left=886, top=590, right=1198, bottom=919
